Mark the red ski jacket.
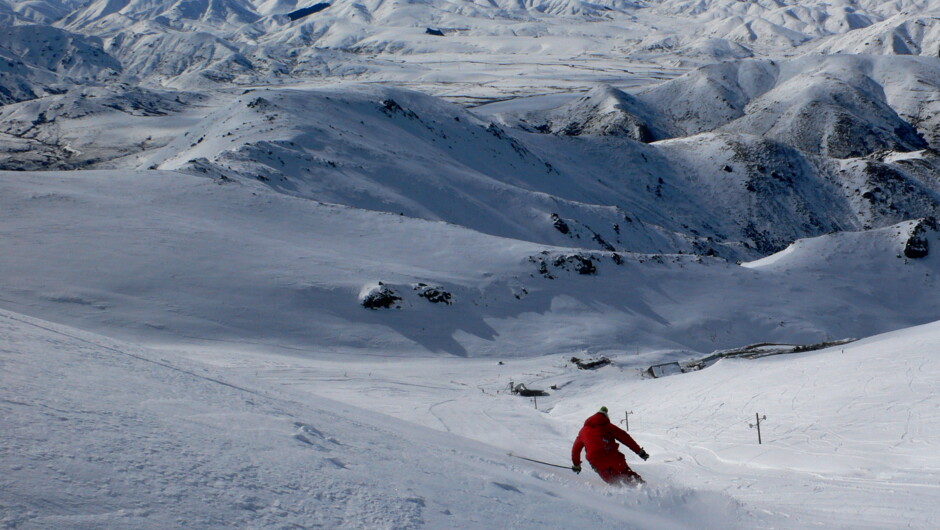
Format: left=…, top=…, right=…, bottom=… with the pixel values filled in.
left=571, top=412, right=643, bottom=468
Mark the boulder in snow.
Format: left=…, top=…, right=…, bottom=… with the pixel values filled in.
left=360, top=282, right=402, bottom=310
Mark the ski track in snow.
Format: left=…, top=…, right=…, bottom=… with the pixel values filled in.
left=193, top=321, right=940, bottom=529
left=2, top=308, right=764, bottom=529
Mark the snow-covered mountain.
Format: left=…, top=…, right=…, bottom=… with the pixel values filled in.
left=0, top=0, right=74, bottom=24
left=0, top=24, right=120, bottom=104
left=813, top=13, right=940, bottom=56
left=4, top=73, right=938, bottom=256
left=139, top=79, right=940, bottom=258
left=4, top=0, right=940, bottom=527
left=59, top=0, right=261, bottom=33
left=3, top=0, right=926, bottom=91
left=0, top=25, right=120, bottom=79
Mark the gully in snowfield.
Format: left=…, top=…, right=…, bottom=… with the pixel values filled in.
left=571, top=406, right=649, bottom=485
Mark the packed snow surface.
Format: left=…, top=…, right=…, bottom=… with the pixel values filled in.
left=4, top=300, right=940, bottom=528
left=0, top=309, right=747, bottom=529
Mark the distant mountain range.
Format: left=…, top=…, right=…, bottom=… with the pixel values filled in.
left=1, top=0, right=939, bottom=90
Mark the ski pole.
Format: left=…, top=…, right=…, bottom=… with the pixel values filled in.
left=507, top=453, right=572, bottom=470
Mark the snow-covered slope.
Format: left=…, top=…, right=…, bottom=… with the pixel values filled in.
left=0, top=49, right=59, bottom=105
left=109, top=24, right=256, bottom=87
left=3, top=0, right=940, bottom=527
left=0, top=24, right=120, bottom=104
left=551, top=318, right=940, bottom=528
left=500, top=54, right=939, bottom=163
left=5, top=77, right=934, bottom=258
left=5, top=282, right=940, bottom=528
left=1, top=169, right=938, bottom=358
left=0, top=84, right=210, bottom=169
left=514, top=84, right=678, bottom=141
left=0, top=25, right=120, bottom=80
left=813, top=13, right=940, bottom=56
left=60, top=0, right=260, bottom=33
left=630, top=54, right=938, bottom=151
left=0, top=0, right=74, bottom=24
left=1, top=308, right=748, bottom=529
left=149, top=83, right=940, bottom=257
left=226, top=315, right=940, bottom=528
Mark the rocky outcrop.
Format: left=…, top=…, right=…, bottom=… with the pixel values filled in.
left=904, top=217, right=937, bottom=259
left=360, top=282, right=402, bottom=309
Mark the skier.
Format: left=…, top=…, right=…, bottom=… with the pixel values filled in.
left=571, top=406, right=649, bottom=485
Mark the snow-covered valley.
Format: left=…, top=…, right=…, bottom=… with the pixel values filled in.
left=3, top=0, right=940, bottom=527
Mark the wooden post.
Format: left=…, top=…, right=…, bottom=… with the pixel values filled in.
left=533, top=396, right=538, bottom=410
left=749, top=413, right=767, bottom=444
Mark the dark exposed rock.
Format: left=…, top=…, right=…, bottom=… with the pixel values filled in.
left=591, top=232, right=616, bottom=252
left=246, top=97, right=270, bottom=109
left=904, top=237, right=928, bottom=258
left=742, top=223, right=786, bottom=255
left=361, top=282, right=402, bottom=309
left=559, top=122, right=583, bottom=136
left=570, top=356, right=611, bottom=370
left=486, top=123, right=532, bottom=158
left=536, top=259, right=554, bottom=279
left=380, top=99, right=418, bottom=120
left=904, top=217, right=936, bottom=259
left=530, top=252, right=599, bottom=277
left=414, top=283, right=453, bottom=304
left=553, top=254, right=596, bottom=275
left=550, top=213, right=570, bottom=234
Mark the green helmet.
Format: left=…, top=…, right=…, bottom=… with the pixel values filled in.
left=599, top=406, right=609, bottom=416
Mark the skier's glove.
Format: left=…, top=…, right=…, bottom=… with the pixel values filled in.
left=572, top=465, right=581, bottom=474
left=638, top=449, right=650, bottom=461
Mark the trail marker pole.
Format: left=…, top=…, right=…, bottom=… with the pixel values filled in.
left=533, top=396, right=538, bottom=410
left=749, top=413, right=767, bottom=444
left=620, top=410, right=634, bottom=430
